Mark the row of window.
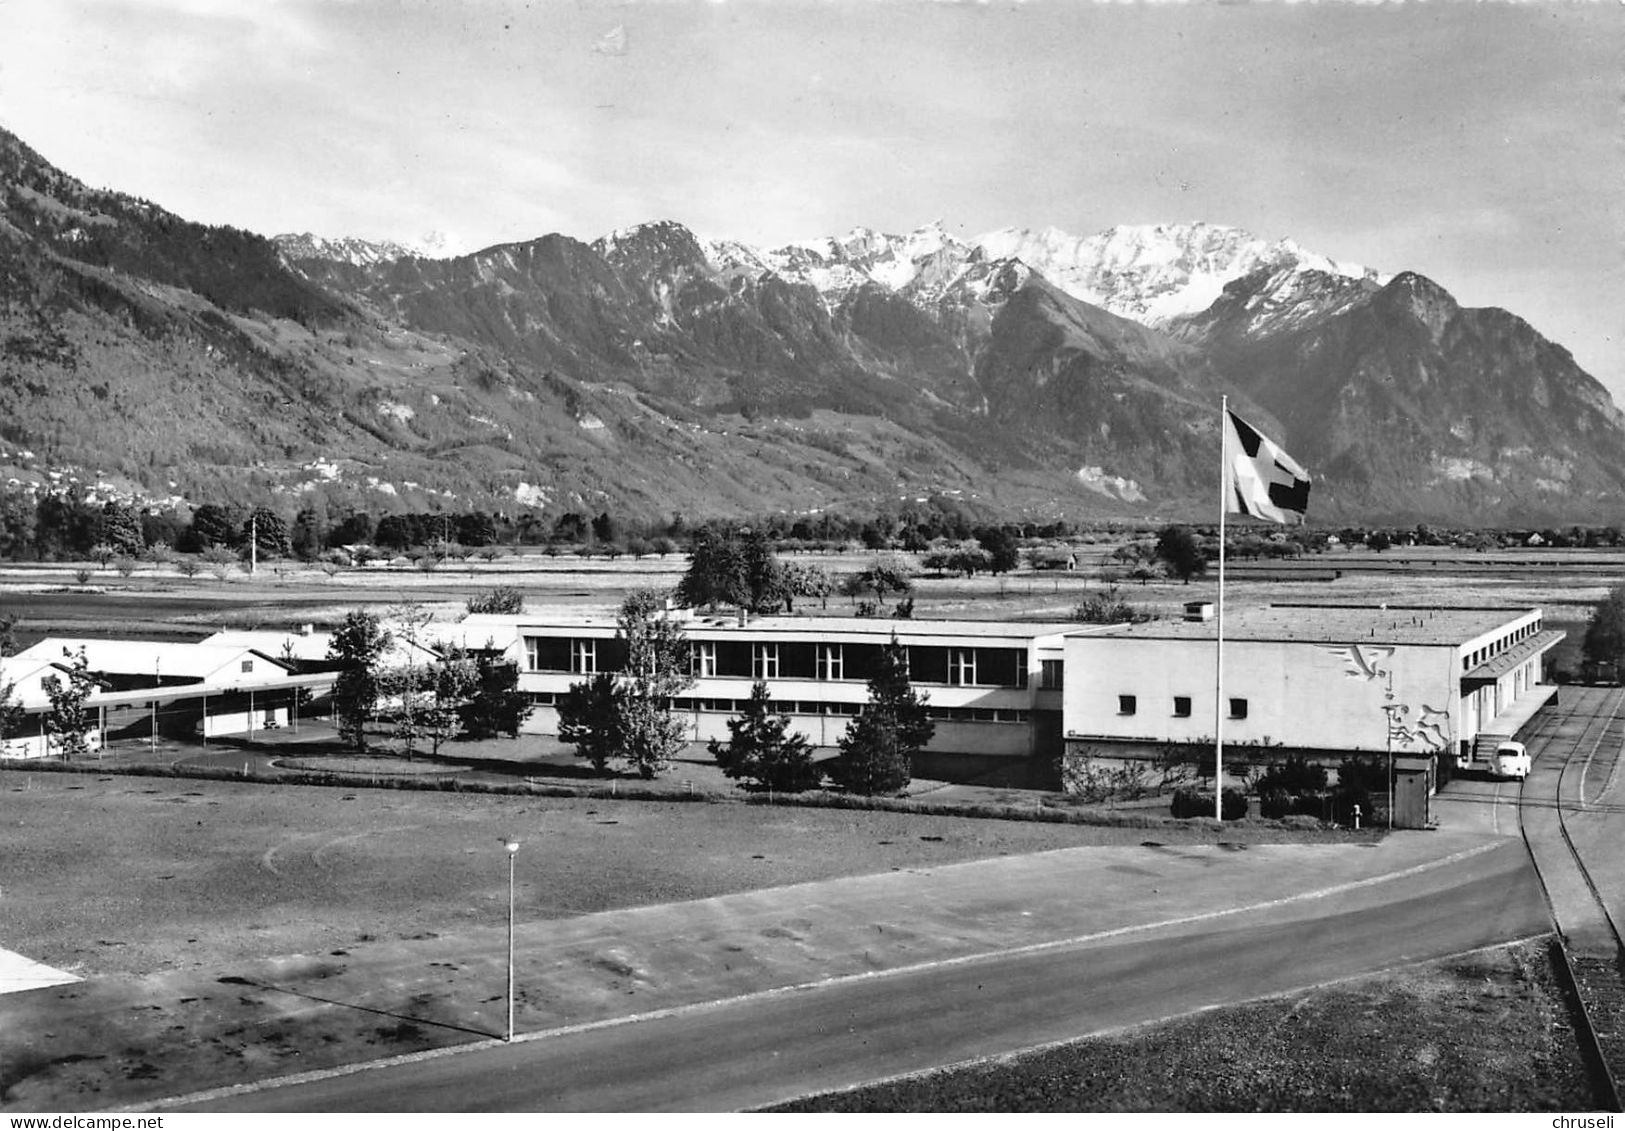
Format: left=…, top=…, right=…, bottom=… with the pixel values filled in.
left=525, top=637, right=1061, bottom=689
left=1462, top=618, right=1543, bottom=672
left=523, top=690, right=1029, bottom=723
left=1118, top=694, right=1248, bottom=720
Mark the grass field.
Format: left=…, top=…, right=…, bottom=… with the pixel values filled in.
left=0, top=769, right=1353, bottom=1108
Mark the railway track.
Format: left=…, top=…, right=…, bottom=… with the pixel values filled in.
left=1518, top=686, right=1625, bottom=1111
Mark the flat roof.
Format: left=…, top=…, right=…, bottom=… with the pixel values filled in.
left=510, top=614, right=1081, bottom=641
left=1070, top=605, right=1539, bottom=647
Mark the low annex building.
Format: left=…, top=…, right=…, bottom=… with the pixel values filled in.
left=6, top=637, right=336, bottom=755
left=1061, top=603, right=1563, bottom=772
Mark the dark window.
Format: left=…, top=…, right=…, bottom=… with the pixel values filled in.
left=845, top=643, right=884, bottom=681
left=527, top=636, right=572, bottom=672
left=1118, top=694, right=1137, bottom=715
left=1039, top=660, right=1064, bottom=690
left=1229, top=697, right=1248, bottom=719
left=780, top=642, right=817, bottom=679
left=1173, top=696, right=1192, bottom=718
left=979, top=647, right=1025, bottom=688
left=908, top=645, right=948, bottom=684
left=716, top=641, right=752, bottom=678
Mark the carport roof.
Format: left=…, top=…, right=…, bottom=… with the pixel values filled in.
left=1463, top=629, right=1567, bottom=682
left=15, top=638, right=293, bottom=679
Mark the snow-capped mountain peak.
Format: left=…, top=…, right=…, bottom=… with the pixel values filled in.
left=705, top=219, right=1389, bottom=327
left=971, top=222, right=1389, bottom=326
left=273, top=231, right=460, bottom=266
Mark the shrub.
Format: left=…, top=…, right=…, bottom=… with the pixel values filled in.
left=1261, top=788, right=1332, bottom=820
left=1073, top=588, right=1146, bottom=625
left=1059, top=753, right=1152, bottom=803
left=1292, top=792, right=1330, bottom=819
left=466, top=586, right=525, bottom=615
left=1171, top=786, right=1247, bottom=820
left=1258, top=789, right=1292, bottom=820
left=1256, top=755, right=1328, bottom=794
left=1335, top=754, right=1387, bottom=794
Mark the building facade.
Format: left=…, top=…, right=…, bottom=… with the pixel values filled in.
left=1061, top=604, right=1562, bottom=770
left=508, top=612, right=1073, bottom=776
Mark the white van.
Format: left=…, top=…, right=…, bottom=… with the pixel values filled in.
left=1493, top=741, right=1531, bottom=780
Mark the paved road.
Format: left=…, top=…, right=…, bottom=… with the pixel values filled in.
left=1517, top=685, right=1625, bottom=955
left=173, top=836, right=1544, bottom=1112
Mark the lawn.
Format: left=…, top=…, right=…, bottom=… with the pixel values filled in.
left=0, top=768, right=1374, bottom=1109
left=0, top=766, right=1339, bottom=985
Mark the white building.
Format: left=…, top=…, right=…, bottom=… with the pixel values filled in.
left=10, top=637, right=328, bottom=748
left=1061, top=603, right=1562, bottom=769
left=0, top=655, right=102, bottom=759
left=508, top=612, right=1074, bottom=778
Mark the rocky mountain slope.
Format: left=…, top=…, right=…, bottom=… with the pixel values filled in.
left=2, top=121, right=1621, bottom=525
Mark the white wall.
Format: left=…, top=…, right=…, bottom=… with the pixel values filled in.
left=0, top=725, right=102, bottom=760
left=203, top=704, right=290, bottom=738
left=526, top=704, right=1032, bottom=755
left=1064, top=635, right=1462, bottom=758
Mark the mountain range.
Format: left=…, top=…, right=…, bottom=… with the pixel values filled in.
left=2, top=121, right=1620, bottom=526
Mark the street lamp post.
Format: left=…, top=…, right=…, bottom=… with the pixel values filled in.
left=505, top=839, right=519, bottom=1042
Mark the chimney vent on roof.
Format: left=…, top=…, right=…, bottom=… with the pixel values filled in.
left=298, top=624, right=314, bottom=636
left=1183, top=601, right=1214, bottom=623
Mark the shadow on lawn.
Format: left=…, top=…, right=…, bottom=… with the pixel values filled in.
left=216, top=976, right=497, bottom=1040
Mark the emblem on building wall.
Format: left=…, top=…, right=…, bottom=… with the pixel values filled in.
left=1322, top=643, right=1397, bottom=681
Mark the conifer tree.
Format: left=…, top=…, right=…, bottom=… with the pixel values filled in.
left=458, top=652, right=532, bottom=739
left=710, top=681, right=820, bottom=791
left=828, top=637, right=933, bottom=795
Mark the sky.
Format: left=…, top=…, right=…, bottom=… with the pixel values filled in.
left=0, top=0, right=1620, bottom=400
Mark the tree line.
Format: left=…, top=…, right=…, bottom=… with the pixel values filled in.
left=0, top=485, right=1079, bottom=564
left=6, top=480, right=1621, bottom=568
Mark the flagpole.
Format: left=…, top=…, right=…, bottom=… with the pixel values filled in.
left=1215, top=395, right=1228, bottom=821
